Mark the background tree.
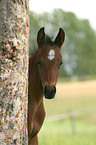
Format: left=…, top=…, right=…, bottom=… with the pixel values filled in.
left=29, top=9, right=96, bottom=79
left=0, top=0, right=29, bottom=144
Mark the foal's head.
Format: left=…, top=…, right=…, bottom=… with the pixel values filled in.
left=37, top=27, right=65, bottom=99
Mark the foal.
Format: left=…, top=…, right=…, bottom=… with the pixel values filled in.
left=28, top=27, right=65, bottom=145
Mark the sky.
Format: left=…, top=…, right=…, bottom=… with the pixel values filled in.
left=29, top=0, right=96, bottom=31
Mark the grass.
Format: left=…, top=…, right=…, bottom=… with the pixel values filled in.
left=38, top=80, right=96, bottom=145
left=39, top=120, right=96, bottom=145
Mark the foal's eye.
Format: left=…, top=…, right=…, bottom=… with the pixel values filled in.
left=37, top=59, right=42, bottom=67
left=60, top=61, right=63, bottom=66
left=58, top=61, right=63, bottom=69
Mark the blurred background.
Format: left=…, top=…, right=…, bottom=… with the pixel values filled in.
left=29, top=0, right=96, bottom=144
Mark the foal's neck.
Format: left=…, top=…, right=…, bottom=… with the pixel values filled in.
left=29, top=50, right=43, bottom=103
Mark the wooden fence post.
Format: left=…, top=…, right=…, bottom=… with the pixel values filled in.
left=70, top=111, right=76, bottom=135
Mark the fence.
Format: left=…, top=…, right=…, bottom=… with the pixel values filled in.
left=45, top=107, right=96, bottom=135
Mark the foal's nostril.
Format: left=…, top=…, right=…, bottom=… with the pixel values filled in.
left=44, top=85, right=56, bottom=99
left=53, top=85, right=56, bottom=94
left=44, top=86, right=49, bottom=95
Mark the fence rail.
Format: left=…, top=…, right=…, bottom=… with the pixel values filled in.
left=46, top=107, right=96, bottom=122
left=45, top=107, right=96, bottom=135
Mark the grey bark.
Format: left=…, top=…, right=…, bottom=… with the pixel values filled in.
left=0, top=0, right=29, bottom=144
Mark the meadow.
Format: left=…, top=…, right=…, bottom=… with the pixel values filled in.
left=38, top=80, right=96, bottom=145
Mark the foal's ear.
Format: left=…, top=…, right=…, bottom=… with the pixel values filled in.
left=55, top=28, right=65, bottom=48
left=37, top=27, right=45, bottom=47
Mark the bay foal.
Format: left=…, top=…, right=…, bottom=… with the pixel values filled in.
left=28, top=27, right=65, bottom=145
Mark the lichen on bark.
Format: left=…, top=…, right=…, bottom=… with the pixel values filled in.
left=0, top=0, right=29, bottom=144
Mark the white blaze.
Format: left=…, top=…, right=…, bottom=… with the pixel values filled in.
left=48, top=49, right=55, bottom=60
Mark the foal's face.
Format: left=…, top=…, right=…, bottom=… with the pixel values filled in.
left=37, top=27, right=65, bottom=99
left=37, top=44, right=62, bottom=99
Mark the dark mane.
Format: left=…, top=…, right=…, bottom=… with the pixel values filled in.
left=45, top=35, right=52, bottom=43
left=44, top=34, right=54, bottom=45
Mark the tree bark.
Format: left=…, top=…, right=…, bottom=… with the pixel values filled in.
left=0, top=0, right=29, bottom=144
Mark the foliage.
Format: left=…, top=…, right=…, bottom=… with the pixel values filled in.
left=29, top=9, right=96, bottom=78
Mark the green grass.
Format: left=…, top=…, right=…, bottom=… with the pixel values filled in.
left=39, top=120, right=96, bottom=145
left=38, top=80, right=96, bottom=145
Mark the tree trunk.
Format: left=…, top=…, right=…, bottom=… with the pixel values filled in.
left=0, top=0, right=29, bottom=144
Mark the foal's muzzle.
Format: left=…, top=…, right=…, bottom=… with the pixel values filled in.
left=44, top=85, right=56, bottom=99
